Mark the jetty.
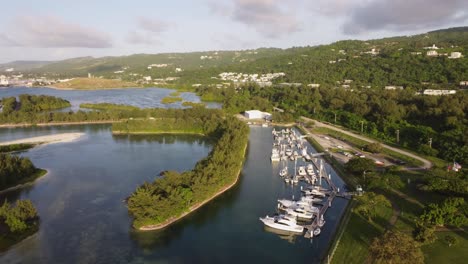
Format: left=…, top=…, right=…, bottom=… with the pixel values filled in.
left=262, top=127, right=351, bottom=239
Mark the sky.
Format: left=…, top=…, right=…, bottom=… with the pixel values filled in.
left=0, top=0, right=467, bottom=63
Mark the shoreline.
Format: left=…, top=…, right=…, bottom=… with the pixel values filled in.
left=45, top=85, right=144, bottom=91
left=138, top=141, right=249, bottom=231
left=112, top=131, right=205, bottom=136
left=0, top=133, right=85, bottom=146
left=0, top=169, right=48, bottom=194
left=0, top=120, right=119, bottom=128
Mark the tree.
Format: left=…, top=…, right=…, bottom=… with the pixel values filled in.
left=345, top=158, right=375, bottom=175
left=367, top=173, right=404, bottom=191
left=369, top=230, right=424, bottom=264
left=354, top=192, right=391, bottom=221
left=365, top=142, right=383, bottom=153
left=444, top=235, right=458, bottom=247
left=420, top=197, right=467, bottom=227
left=413, top=221, right=437, bottom=244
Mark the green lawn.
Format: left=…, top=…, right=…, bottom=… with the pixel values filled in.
left=422, top=230, right=468, bottom=264
left=331, top=201, right=393, bottom=264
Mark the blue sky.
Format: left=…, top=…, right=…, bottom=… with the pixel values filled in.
left=0, top=0, right=467, bottom=63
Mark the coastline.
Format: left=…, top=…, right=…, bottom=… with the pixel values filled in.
left=138, top=140, right=249, bottom=231
left=0, top=169, right=48, bottom=194
left=0, top=133, right=85, bottom=146
left=45, top=85, right=144, bottom=91
left=0, top=120, right=119, bottom=128
left=112, top=131, right=205, bottom=136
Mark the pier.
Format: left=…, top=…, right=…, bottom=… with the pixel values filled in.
left=265, top=127, right=349, bottom=239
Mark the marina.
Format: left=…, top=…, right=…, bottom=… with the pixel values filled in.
left=261, top=127, right=347, bottom=239
left=1, top=125, right=349, bottom=263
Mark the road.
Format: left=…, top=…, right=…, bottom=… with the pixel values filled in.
left=301, top=117, right=433, bottom=170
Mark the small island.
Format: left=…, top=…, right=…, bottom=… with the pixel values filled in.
left=113, top=108, right=249, bottom=230
left=161, top=96, right=183, bottom=104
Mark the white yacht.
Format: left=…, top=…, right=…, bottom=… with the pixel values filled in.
left=271, top=148, right=280, bottom=162
left=284, top=207, right=314, bottom=220
left=306, top=164, right=315, bottom=176
left=259, top=214, right=304, bottom=233
left=318, top=214, right=326, bottom=227
left=279, top=166, right=288, bottom=177
left=297, top=166, right=307, bottom=177
left=302, top=188, right=327, bottom=197
left=285, top=148, right=293, bottom=156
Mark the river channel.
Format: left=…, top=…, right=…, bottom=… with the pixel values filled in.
left=0, top=124, right=349, bottom=264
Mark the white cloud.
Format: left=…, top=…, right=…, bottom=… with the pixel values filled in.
left=0, top=15, right=112, bottom=48
left=210, top=0, right=302, bottom=38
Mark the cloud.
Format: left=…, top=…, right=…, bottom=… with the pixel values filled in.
left=210, top=0, right=301, bottom=38
left=125, top=17, right=173, bottom=45
left=334, top=0, right=468, bottom=35
left=125, top=30, right=160, bottom=45
left=0, top=15, right=112, bottom=48
left=137, top=17, right=174, bottom=33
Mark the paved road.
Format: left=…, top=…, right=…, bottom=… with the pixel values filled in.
left=301, top=117, right=433, bottom=170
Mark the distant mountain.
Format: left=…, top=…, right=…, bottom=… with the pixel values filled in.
left=24, top=48, right=285, bottom=77
left=2, top=26, right=467, bottom=89
left=0, top=60, right=54, bottom=72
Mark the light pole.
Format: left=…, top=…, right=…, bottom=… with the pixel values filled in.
left=360, top=121, right=364, bottom=133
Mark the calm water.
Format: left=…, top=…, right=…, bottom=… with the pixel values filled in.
left=0, top=86, right=221, bottom=111
left=0, top=125, right=349, bottom=264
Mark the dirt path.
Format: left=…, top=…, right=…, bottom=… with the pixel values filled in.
left=301, top=117, right=433, bottom=169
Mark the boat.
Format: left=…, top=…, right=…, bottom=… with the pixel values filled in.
left=284, top=177, right=291, bottom=184
left=279, top=166, right=288, bottom=177
left=278, top=197, right=319, bottom=209
left=285, top=148, right=293, bottom=156
left=306, top=164, right=315, bottom=176
left=313, top=227, right=321, bottom=236
left=301, top=189, right=327, bottom=197
left=259, top=214, right=304, bottom=233
left=271, top=148, right=280, bottom=162
left=284, top=207, right=314, bottom=220
left=297, top=166, right=307, bottom=177
left=318, top=214, right=326, bottom=227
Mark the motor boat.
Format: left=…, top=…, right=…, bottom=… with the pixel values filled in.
left=279, top=166, right=288, bottom=177
left=271, top=148, right=280, bottom=162
left=284, top=207, right=314, bottom=220
left=259, top=214, right=304, bottom=233
left=297, top=166, right=307, bottom=177
left=306, top=164, right=315, bottom=176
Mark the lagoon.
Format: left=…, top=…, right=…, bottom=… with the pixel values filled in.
left=0, top=125, right=348, bottom=263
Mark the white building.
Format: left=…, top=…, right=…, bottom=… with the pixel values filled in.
left=427, top=50, right=438, bottom=57
left=175, top=68, right=182, bottom=72
left=0, top=76, right=9, bottom=86
left=423, top=89, right=456, bottom=96
left=449, top=52, right=462, bottom=59
left=424, top=44, right=439, bottom=50
left=460, top=81, right=468, bottom=86
left=244, top=110, right=272, bottom=120
left=385, top=86, right=404, bottom=90
left=143, top=76, right=152, bottom=81
left=5, top=68, right=14, bottom=72
left=307, top=83, right=320, bottom=88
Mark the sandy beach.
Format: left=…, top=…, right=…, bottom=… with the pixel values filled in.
left=0, top=132, right=85, bottom=146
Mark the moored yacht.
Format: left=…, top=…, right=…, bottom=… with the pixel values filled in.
left=271, top=148, right=280, bottom=162
left=259, top=214, right=304, bottom=233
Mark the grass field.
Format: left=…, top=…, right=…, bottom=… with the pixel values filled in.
left=331, top=202, right=393, bottom=264
left=51, top=78, right=140, bottom=89
left=161, top=96, right=183, bottom=104
left=422, top=231, right=468, bottom=264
